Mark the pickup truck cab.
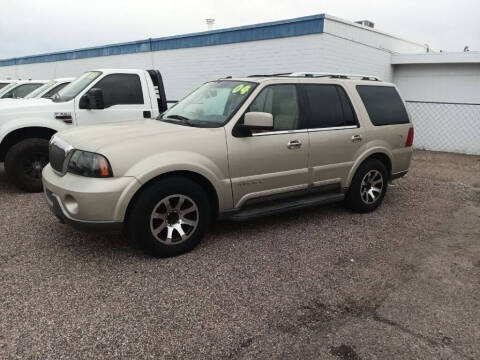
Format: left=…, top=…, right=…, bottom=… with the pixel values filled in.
left=0, top=69, right=167, bottom=192
left=43, top=72, right=414, bottom=258
left=0, top=80, right=48, bottom=99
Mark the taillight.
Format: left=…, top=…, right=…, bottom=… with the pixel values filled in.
left=405, top=127, right=414, bottom=147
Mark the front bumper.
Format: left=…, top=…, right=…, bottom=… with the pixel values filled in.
left=44, top=187, right=123, bottom=231
left=42, top=164, right=140, bottom=232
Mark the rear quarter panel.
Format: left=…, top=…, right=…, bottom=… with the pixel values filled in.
left=344, top=81, right=413, bottom=183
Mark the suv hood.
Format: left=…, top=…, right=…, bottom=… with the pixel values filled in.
left=56, top=120, right=227, bottom=177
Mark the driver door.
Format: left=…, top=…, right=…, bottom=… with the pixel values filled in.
left=74, top=73, right=150, bottom=125
left=227, top=84, right=309, bottom=208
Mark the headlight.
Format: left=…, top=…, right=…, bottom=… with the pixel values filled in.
left=67, top=150, right=113, bottom=178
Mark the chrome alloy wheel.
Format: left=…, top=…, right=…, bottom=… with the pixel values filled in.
left=360, top=170, right=384, bottom=204
left=149, top=194, right=199, bottom=245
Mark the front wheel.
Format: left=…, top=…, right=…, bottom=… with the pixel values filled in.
left=346, top=159, right=388, bottom=213
left=4, top=138, right=49, bottom=193
left=127, top=177, right=211, bottom=257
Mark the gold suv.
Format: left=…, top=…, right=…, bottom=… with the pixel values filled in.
left=43, top=72, right=414, bottom=257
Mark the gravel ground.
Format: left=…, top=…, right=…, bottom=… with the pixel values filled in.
left=0, top=150, right=479, bottom=359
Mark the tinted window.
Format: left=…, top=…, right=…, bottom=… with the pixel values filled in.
left=0, top=83, right=8, bottom=90
left=2, top=83, right=43, bottom=98
left=248, top=84, right=300, bottom=130
left=94, top=74, right=143, bottom=108
left=356, top=85, right=409, bottom=126
left=338, top=87, right=357, bottom=126
left=304, top=85, right=357, bottom=128
left=42, top=82, right=69, bottom=98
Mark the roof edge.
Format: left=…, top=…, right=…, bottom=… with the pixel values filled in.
left=392, top=52, right=480, bottom=64
left=0, top=14, right=325, bottom=67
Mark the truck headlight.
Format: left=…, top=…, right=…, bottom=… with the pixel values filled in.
left=67, top=150, right=113, bottom=178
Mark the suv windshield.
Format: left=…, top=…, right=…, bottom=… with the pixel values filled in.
left=160, top=80, right=257, bottom=127
left=53, top=71, right=101, bottom=102
left=24, top=80, right=56, bottom=99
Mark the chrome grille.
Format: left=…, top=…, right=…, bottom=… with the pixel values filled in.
left=49, top=143, right=66, bottom=173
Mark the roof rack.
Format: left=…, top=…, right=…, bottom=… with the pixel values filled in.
left=247, top=72, right=382, bottom=81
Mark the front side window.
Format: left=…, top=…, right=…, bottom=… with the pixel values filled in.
left=304, top=84, right=357, bottom=129
left=54, top=71, right=102, bottom=102
left=0, top=83, right=9, bottom=90
left=1, top=83, right=43, bottom=99
left=161, top=81, right=257, bottom=127
left=356, top=85, right=409, bottom=126
left=248, top=84, right=300, bottom=131
left=93, top=74, right=144, bottom=108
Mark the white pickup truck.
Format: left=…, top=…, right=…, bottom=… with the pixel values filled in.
left=0, top=78, right=74, bottom=105
left=0, top=68, right=168, bottom=192
left=0, top=80, right=48, bottom=99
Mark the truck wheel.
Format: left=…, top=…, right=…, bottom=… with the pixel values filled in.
left=128, top=177, right=211, bottom=257
left=346, top=159, right=388, bottom=213
left=4, top=138, right=49, bottom=193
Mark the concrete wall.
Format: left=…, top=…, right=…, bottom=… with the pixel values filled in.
left=0, top=33, right=395, bottom=100
left=394, top=63, right=480, bottom=103
left=394, top=63, right=480, bottom=155
left=324, top=16, right=428, bottom=54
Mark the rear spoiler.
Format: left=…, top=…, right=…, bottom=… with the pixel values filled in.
left=147, top=70, right=168, bottom=112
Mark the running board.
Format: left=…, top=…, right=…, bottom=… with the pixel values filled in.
left=221, top=192, right=345, bottom=222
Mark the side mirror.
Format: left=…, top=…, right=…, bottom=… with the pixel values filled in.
left=243, top=112, right=273, bottom=130
left=79, top=88, right=104, bottom=109
left=3, top=93, right=14, bottom=99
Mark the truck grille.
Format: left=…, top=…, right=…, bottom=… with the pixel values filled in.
left=49, top=143, right=66, bottom=173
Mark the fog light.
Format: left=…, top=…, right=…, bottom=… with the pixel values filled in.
left=64, top=195, right=79, bottom=215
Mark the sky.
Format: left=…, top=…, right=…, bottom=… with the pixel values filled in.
left=0, top=0, right=479, bottom=59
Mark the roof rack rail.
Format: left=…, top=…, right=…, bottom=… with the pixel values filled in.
left=248, top=72, right=292, bottom=78
left=247, top=72, right=382, bottom=81
left=289, top=72, right=382, bottom=81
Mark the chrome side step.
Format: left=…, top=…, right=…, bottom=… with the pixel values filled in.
left=221, top=192, right=345, bottom=222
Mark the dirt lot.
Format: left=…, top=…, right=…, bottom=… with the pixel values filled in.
left=0, top=150, right=479, bottom=359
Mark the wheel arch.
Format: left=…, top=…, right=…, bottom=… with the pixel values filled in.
left=0, top=126, right=56, bottom=162
left=346, top=149, right=392, bottom=188
left=123, top=170, right=220, bottom=225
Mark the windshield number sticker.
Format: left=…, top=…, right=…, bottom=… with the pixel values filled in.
left=232, top=84, right=252, bottom=95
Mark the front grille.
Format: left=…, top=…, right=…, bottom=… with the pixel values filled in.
left=49, top=144, right=66, bottom=173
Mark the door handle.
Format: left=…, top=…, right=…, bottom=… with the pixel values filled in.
left=351, top=134, right=363, bottom=142
left=287, top=140, right=302, bottom=149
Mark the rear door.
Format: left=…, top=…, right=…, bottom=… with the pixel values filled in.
left=304, top=83, right=365, bottom=189
left=74, top=72, right=152, bottom=125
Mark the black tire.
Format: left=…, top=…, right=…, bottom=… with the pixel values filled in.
left=127, top=177, right=211, bottom=258
left=346, top=159, right=388, bottom=213
left=4, top=138, right=49, bottom=193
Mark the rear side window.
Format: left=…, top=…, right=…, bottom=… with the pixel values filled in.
left=356, top=85, right=409, bottom=126
left=42, top=82, right=69, bottom=98
left=93, top=74, right=144, bottom=108
left=303, top=85, right=358, bottom=128
left=2, top=83, right=43, bottom=98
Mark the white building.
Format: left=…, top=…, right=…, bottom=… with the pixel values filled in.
left=0, top=13, right=478, bottom=154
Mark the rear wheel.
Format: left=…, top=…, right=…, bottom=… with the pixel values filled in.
left=346, top=159, right=388, bottom=213
left=127, top=177, right=211, bottom=257
left=4, top=138, right=49, bottom=193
